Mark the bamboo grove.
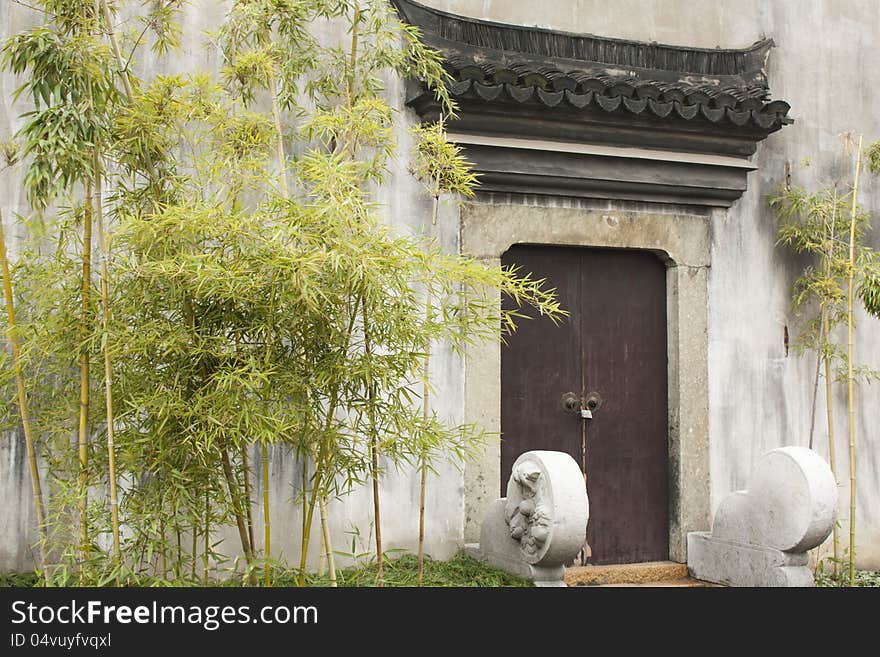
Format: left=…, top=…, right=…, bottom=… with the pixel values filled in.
left=772, top=135, right=880, bottom=586
left=0, top=0, right=565, bottom=585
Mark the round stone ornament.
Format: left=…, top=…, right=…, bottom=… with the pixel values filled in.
left=504, top=450, right=589, bottom=566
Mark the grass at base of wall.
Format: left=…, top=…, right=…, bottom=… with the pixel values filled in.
left=0, top=551, right=532, bottom=588
left=6, top=554, right=877, bottom=587
left=299, top=552, right=532, bottom=587
left=815, top=569, right=880, bottom=587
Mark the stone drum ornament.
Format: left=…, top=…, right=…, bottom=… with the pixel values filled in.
left=465, top=450, right=588, bottom=586
left=687, top=446, right=837, bottom=587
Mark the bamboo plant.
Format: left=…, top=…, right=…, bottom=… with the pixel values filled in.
left=772, top=135, right=880, bottom=585
left=1, top=0, right=566, bottom=587
left=409, top=120, right=479, bottom=585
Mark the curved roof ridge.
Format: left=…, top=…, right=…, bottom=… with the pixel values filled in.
left=391, top=0, right=773, bottom=77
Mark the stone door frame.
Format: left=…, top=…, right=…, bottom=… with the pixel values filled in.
left=461, top=201, right=711, bottom=563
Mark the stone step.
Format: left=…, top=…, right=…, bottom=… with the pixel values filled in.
left=564, top=560, right=718, bottom=587
left=588, top=578, right=716, bottom=587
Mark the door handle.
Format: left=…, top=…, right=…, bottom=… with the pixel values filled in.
left=585, top=392, right=602, bottom=413
left=560, top=392, right=580, bottom=414
left=560, top=391, right=603, bottom=416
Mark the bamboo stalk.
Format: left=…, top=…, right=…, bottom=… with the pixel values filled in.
left=348, top=8, right=360, bottom=106
left=93, top=152, right=121, bottom=567
left=825, top=190, right=840, bottom=580
left=418, top=192, right=440, bottom=585
left=318, top=496, right=336, bottom=587
left=302, top=453, right=313, bottom=572
left=221, top=448, right=256, bottom=582
left=823, top=321, right=839, bottom=579
left=159, top=511, right=167, bottom=580
left=298, top=293, right=362, bottom=585
left=298, top=470, right=320, bottom=586
left=264, top=61, right=295, bottom=586
left=203, top=490, right=210, bottom=585
left=78, top=185, right=93, bottom=565
left=269, top=75, right=289, bottom=198
left=807, top=322, right=822, bottom=450
left=319, top=446, right=336, bottom=587
left=98, top=0, right=157, bottom=190
left=231, top=333, right=255, bottom=558
left=98, top=0, right=133, bottom=100
left=191, top=525, right=197, bottom=582
left=301, top=6, right=362, bottom=585
left=0, top=210, right=48, bottom=572
left=299, top=425, right=337, bottom=586
left=299, top=414, right=340, bottom=586
left=846, top=135, right=862, bottom=586
left=416, top=285, right=432, bottom=586
left=362, top=297, right=383, bottom=586
left=417, top=449, right=428, bottom=586
left=176, top=525, right=182, bottom=580
left=262, top=443, right=271, bottom=586
left=241, top=444, right=255, bottom=555
left=317, top=525, right=326, bottom=577
left=369, top=442, right=383, bottom=587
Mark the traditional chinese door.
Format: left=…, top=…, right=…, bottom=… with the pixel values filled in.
left=501, top=245, right=669, bottom=564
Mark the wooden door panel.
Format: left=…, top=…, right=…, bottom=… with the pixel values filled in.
left=501, top=245, right=668, bottom=564
left=579, top=249, right=668, bottom=564
left=500, top=246, right=582, bottom=494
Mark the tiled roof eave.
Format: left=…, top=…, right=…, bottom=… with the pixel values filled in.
left=393, top=0, right=792, bottom=137
left=437, top=75, right=792, bottom=132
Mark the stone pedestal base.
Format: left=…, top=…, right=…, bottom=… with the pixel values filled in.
left=463, top=549, right=565, bottom=587
left=687, top=532, right=814, bottom=587
left=464, top=499, right=567, bottom=586
left=464, top=451, right=587, bottom=586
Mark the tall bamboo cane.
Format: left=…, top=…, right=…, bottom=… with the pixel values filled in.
left=824, top=190, right=840, bottom=580
left=1, top=209, right=48, bottom=571
left=98, top=0, right=158, bottom=191
left=159, top=508, right=167, bottom=580
left=269, top=74, right=288, bottom=199
left=262, top=443, right=271, bottom=586
left=241, top=444, right=255, bottom=555
left=807, top=324, right=823, bottom=450
left=318, top=496, right=336, bottom=586
left=417, top=191, right=440, bottom=586
left=203, top=490, right=210, bottom=584
left=362, top=296, right=383, bottom=586
left=99, top=1, right=133, bottom=101
left=298, top=294, right=362, bottom=585
left=220, top=447, right=255, bottom=580
left=78, top=185, right=93, bottom=566
left=93, top=152, right=120, bottom=567
left=846, top=135, right=862, bottom=586
left=266, top=60, right=310, bottom=585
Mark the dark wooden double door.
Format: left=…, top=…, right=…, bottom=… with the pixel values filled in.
left=501, top=245, right=669, bottom=565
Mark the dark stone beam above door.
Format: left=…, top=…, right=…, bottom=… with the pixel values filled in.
left=392, top=0, right=793, bottom=208
left=449, top=133, right=755, bottom=208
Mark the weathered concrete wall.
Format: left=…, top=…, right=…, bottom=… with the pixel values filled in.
left=3, top=0, right=879, bottom=572
left=437, top=0, right=880, bottom=568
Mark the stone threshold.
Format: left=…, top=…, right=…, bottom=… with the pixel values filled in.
left=564, top=561, right=718, bottom=587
